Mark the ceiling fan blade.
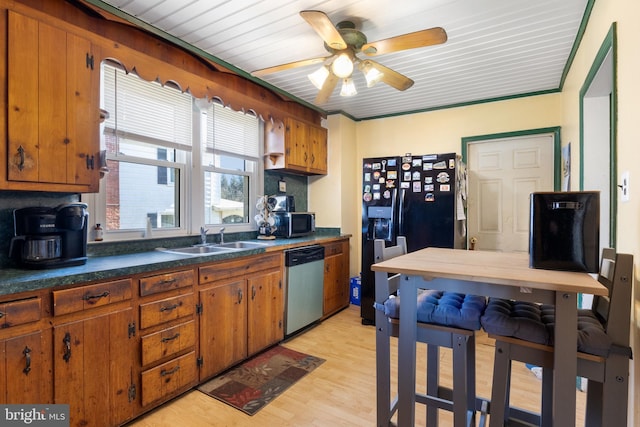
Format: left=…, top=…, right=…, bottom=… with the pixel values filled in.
left=367, top=60, right=414, bottom=91
left=315, top=73, right=339, bottom=104
left=251, top=56, right=330, bottom=77
left=300, top=10, right=347, bottom=50
left=361, top=27, right=447, bottom=56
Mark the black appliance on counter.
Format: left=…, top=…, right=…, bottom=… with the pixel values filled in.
left=529, top=191, right=600, bottom=273
left=360, top=153, right=466, bottom=324
left=10, top=203, right=89, bottom=269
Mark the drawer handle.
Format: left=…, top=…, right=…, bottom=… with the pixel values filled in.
left=83, top=290, right=110, bottom=302
left=160, top=365, right=180, bottom=377
left=159, top=278, right=177, bottom=285
left=161, top=333, right=180, bottom=343
left=23, top=346, right=31, bottom=375
left=63, top=332, right=72, bottom=363
left=160, top=303, right=179, bottom=312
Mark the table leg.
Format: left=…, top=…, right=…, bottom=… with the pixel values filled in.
left=397, top=275, right=418, bottom=427
left=552, top=291, right=577, bottom=426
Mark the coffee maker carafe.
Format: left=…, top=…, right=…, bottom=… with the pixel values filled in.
left=10, top=203, right=89, bottom=269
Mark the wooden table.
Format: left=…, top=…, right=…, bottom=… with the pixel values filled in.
left=371, top=248, right=607, bottom=427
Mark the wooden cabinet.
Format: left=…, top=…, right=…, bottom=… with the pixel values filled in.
left=198, top=252, right=283, bottom=380
left=52, top=279, right=136, bottom=427
left=5, top=11, right=100, bottom=192
left=0, top=296, right=52, bottom=404
left=322, top=239, right=351, bottom=317
left=138, top=269, right=197, bottom=408
left=265, top=118, right=328, bottom=175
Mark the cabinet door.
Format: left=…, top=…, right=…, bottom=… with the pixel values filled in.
left=1, top=331, right=52, bottom=404
left=247, top=269, right=283, bottom=355
left=54, top=308, right=135, bottom=427
left=323, top=240, right=350, bottom=316
left=308, top=124, right=328, bottom=174
left=284, top=118, right=309, bottom=170
left=198, top=280, right=247, bottom=380
left=7, top=11, right=98, bottom=191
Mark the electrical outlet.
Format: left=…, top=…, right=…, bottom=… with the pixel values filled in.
left=620, top=171, right=630, bottom=202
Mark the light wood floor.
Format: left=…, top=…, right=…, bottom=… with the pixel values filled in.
left=127, top=305, right=585, bottom=426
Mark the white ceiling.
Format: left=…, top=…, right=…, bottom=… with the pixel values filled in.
left=86, top=0, right=589, bottom=120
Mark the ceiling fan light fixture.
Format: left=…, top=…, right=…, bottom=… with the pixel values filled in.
left=308, top=65, right=329, bottom=90
left=363, top=64, right=384, bottom=88
left=331, top=53, right=354, bottom=78
left=340, top=78, right=357, bottom=97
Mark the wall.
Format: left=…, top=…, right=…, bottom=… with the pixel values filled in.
left=558, top=0, right=640, bottom=421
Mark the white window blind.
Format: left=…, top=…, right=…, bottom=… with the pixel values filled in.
left=102, top=64, right=193, bottom=150
left=206, top=102, right=260, bottom=159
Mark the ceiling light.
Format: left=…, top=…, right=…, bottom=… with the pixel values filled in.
left=362, top=62, right=384, bottom=88
left=340, top=78, right=357, bottom=97
left=332, top=53, right=354, bottom=79
left=308, top=65, right=329, bottom=90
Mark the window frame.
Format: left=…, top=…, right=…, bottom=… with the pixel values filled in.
left=84, top=62, right=263, bottom=242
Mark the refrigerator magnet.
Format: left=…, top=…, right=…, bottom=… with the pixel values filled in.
left=425, top=193, right=435, bottom=202
left=364, top=185, right=371, bottom=193
left=364, top=173, right=371, bottom=182
left=383, top=190, right=391, bottom=199
left=373, top=171, right=381, bottom=180
left=423, top=154, right=437, bottom=161
left=400, top=182, right=410, bottom=189
left=363, top=193, right=372, bottom=201
left=412, top=171, right=421, bottom=181
left=403, top=171, right=411, bottom=181
left=373, top=192, right=381, bottom=200
left=387, top=171, right=397, bottom=179
left=449, top=159, right=456, bottom=169
left=372, top=163, right=381, bottom=170
left=424, top=184, right=434, bottom=192
left=436, top=172, right=450, bottom=183
left=423, top=163, right=433, bottom=171
left=387, top=158, right=397, bottom=167
left=402, top=162, right=411, bottom=171
left=440, top=184, right=451, bottom=192
left=364, top=163, right=372, bottom=169
left=412, top=158, right=422, bottom=167
left=413, top=182, right=421, bottom=192
left=433, top=160, right=447, bottom=169
left=425, top=176, right=433, bottom=184
left=372, top=184, right=380, bottom=190
left=385, top=180, right=396, bottom=188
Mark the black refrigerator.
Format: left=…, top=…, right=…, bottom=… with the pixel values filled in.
left=360, top=152, right=466, bottom=324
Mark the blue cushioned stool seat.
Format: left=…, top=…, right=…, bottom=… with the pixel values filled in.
left=384, top=290, right=487, bottom=331
left=481, top=298, right=612, bottom=357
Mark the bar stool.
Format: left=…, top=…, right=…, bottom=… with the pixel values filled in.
left=481, top=248, right=633, bottom=427
left=373, top=237, right=487, bottom=427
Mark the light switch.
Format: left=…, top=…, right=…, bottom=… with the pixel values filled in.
left=620, top=171, right=630, bottom=202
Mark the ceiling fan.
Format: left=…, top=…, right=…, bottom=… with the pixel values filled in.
left=251, top=10, right=447, bottom=104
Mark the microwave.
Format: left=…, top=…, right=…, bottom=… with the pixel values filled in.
left=272, top=212, right=315, bottom=238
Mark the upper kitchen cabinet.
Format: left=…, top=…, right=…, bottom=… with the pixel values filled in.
left=4, top=11, right=100, bottom=193
left=265, top=117, right=328, bottom=175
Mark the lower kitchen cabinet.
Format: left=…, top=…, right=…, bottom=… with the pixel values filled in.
left=198, top=252, right=283, bottom=381
left=1, top=330, right=52, bottom=404
left=52, top=279, right=136, bottom=427
left=322, top=239, right=350, bottom=317
left=140, top=351, right=197, bottom=407
left=0, top=295, right=52, bottom=404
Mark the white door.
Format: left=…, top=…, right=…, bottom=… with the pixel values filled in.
left=467, top=134, right=555, bottom=252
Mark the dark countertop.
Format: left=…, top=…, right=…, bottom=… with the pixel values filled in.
left=0, top=235, right=351, bottom=297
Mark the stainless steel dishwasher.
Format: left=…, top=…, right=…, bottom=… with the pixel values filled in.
left=284, top=245, right=325, bottom=336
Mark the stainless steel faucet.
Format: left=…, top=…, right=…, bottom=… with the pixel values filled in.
left=200, top=227, right=208, bottom=245
left=219, top=227, right=225, bottom=244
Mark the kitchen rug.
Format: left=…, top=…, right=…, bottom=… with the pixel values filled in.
left=198, top=345, right=325, bottom=416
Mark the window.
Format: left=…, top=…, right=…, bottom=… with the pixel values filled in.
left=84, top=62, right=262, bottom=241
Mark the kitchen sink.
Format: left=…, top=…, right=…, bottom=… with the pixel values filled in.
left=160, top=245, right=240, bottom=256
left=216, top=241, right=271, bottom=249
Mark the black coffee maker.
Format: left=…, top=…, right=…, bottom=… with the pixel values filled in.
left=10, top=203, right=89, bottom=269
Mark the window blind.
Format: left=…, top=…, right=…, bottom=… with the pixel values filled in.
left=102, top=64, right=193, bottom=150
left=206, top=102, right=260, bottom=159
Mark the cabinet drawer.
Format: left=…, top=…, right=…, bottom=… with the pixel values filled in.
left=141, top=351, right=196, bottom=406
left=141, top=320, right=195, bottom=366
left=199, top=252, right=281, bottom=284
left=0, top=297, right=41, bottom=328
left=324, top=241, right=344, bottom=257
left=53, top=279, right=132, bottom=316
left=140, top=269, right=194, bottom=296
left=139, top=293, right=194, bottom=329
